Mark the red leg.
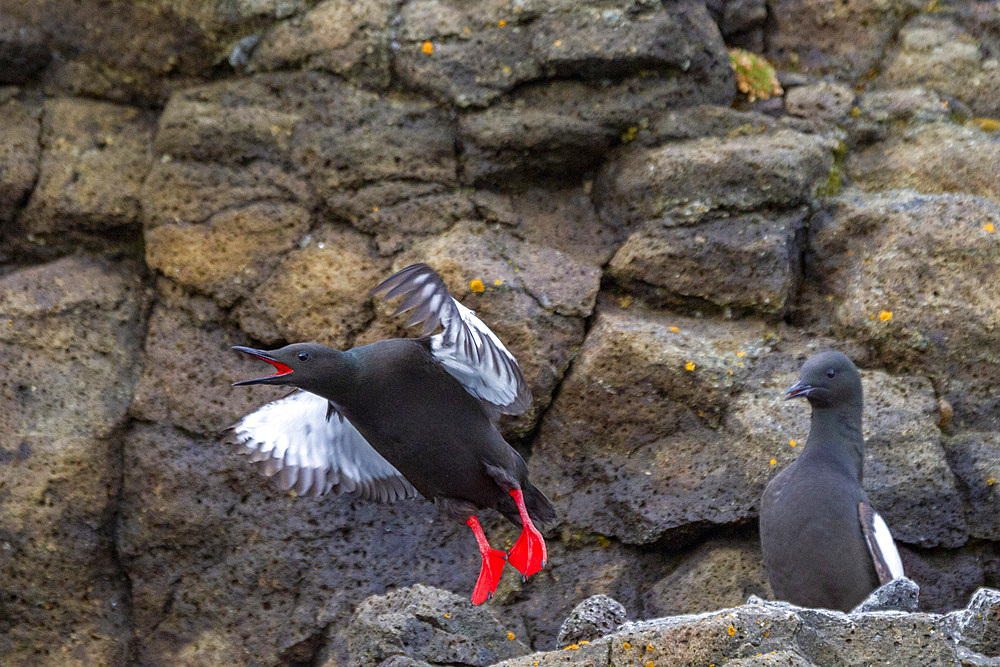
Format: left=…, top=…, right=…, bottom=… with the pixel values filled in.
left=506, top=489, right=547, bottom=579
left=467, top=515, right=507, bottom=605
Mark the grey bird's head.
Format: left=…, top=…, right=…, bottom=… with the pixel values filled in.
left=784, top=350, right=863, bottom=409
left=231, top=342, right=347, bottom=394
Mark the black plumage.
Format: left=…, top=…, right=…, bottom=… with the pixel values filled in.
left=760, top=351, right=904, bottom=611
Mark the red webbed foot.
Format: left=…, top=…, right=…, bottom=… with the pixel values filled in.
left=467, top=515, right=507, bottom=605
left=506, top=489, right=547, bottom=579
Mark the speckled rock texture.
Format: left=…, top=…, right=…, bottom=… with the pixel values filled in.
left=2, top=0, right=1000, bottom=665
left=557, top=594, right=627, bottom=646
left=493, top=587, right=1000, bottom=667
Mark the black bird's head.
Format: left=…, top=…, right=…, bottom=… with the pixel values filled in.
left=231, top=342, right=347, bottom=394
left=785, top=350, right=863, bottom=409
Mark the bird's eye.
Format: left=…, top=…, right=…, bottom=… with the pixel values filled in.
left=826, top=368, right=836, bottom=378
left=298, top=352, right=310, bottom=362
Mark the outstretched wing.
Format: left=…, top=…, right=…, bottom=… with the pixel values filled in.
left=226, top=390, right=418, bottom=502
left=371, top=263, right=532, bottom=414
left=858, top=501, right=905, bottom=585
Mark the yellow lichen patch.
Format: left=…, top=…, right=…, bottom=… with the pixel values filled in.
left=727, top=624, right=736, bottom=636
left=444, top=613, right=451, bottom=618
left=987, top=478, right=996, bottom=486
left=470, top=279, right=486, bottom=293
left=493, top=279, right=503, bottom=286
left=685, top=361, right=696, bottom=371
left=564, top=643, right=580, bottom=650
left=769, top=458, right=777, bottom=466
left=579, top=640, right=590, bottom=645
left=878, top=310, right=893, bottom=322
left=554, top=39, right=562, bottom=47
left=421, top=41, right=433, bottom=54
left=619, top=295, right=633, bottom=309
left=646, top=643, right=655, bottom=651
left=507, top=632, right=516, bottom=640
left=623, top=641, right=632, bottom=650
left=789, top=439, right=797, bottom=447
left=736, top=350, right=746, bottom=358
left=498, top=19, right=507, bottom=27
left=620, top=126, right=639, bottom=143
left=972, top=117, right=1000, bottom=132
left=646, top=662, right=655, bottom=667
left=985, top=222, right=995, bottom=233
left=850, top=106, right=862, bottom=118
left=669, top=326, right=680, bottom=333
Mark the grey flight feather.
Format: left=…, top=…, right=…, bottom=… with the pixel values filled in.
left=371, top=263, right=532, bottom=414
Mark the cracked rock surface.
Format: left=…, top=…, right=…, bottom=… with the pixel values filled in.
left=2, top=1, right=1000, bottom=665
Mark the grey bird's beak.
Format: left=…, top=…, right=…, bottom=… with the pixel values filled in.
left=784, top=380, right=814, bottom=400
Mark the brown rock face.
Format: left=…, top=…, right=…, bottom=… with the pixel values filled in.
left=529, top=301, right=776, bottom=544
left=0, top=256, right=148, bottom=665
left=809, top=189, right=1000, bottom=430
left=608, top=210, right=806, bottom=317
left=0, top=95, right=40, bottom=224
left=766, top=0, right=913, bottom=81
left=5, top=0, right=1000, bottom=662
left=643, top=534, right=772, bottom=618
left=21, top=98, right=153, bottom=239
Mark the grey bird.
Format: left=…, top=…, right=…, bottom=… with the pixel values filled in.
left=226, top=264, right=554, bottom=605
left=760, top=351, right=904, bottom=611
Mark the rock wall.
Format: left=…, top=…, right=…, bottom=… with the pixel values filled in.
left=1, top=0, right=999, bottom=665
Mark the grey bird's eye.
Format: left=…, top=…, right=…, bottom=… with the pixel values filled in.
left=298, top=352, right=310, bottom=362
left=826, top=368, right=836, bottom=378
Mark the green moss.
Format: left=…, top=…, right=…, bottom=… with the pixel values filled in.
left=729, top=48, right=783, bottom=103
left=816, top=164, right=844, bottom=197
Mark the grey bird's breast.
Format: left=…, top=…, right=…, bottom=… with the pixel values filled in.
left=760, top=456, right=880, bottom=611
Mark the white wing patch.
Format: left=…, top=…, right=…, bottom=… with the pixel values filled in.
left=371, top=264, right=532, bottom=414
left=227, top=390, right=417, bottom=502
left=871, top=511, right=905, bottom=580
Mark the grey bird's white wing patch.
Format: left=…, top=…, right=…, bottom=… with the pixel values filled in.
left=226, top=390, right=418, bottom=502
left=371, top=263, right=532, bottom=414
left=858, top=501, right=905, bottom=585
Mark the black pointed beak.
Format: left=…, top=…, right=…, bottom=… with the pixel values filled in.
left=231, top=346, right=294, bottom=386
left=784, top=380, right=814, bottom=400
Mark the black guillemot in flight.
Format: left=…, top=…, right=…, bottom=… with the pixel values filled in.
left=228, top=263, right=555, bottom=604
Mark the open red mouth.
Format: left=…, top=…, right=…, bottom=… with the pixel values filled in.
left=231, top=346, right=294, bottom=386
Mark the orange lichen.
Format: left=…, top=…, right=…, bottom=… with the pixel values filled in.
left=670, top=326, right=680, bottom=333
left=736, top=350, right=746, bottom=358
left=470, top=279, right=485, bottom=293
left=554, top=39, right=562, bottom=47
left=646, top=643, right=655, bottom=651
left=985, top=222, right=995, bottom=233
left=623, top=641, right=632, bottom=649
left=507, top=632, right=516, bottom=640
left=685, top=361, right=696, bottom=371
left=879, top=310, right=893, bottom=322
left=421, top=41, right=433, bottom=54
left=727, top=624, right=736, bottom=636
left=497, top=19, right=507, bottom=27
left=769, top=458, right=777, bottom=466
left=789, top=439, right=797, bottom=447
left=564, top=643, right=580, bottom=650
left=444, top=613, right=451, bottom=618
